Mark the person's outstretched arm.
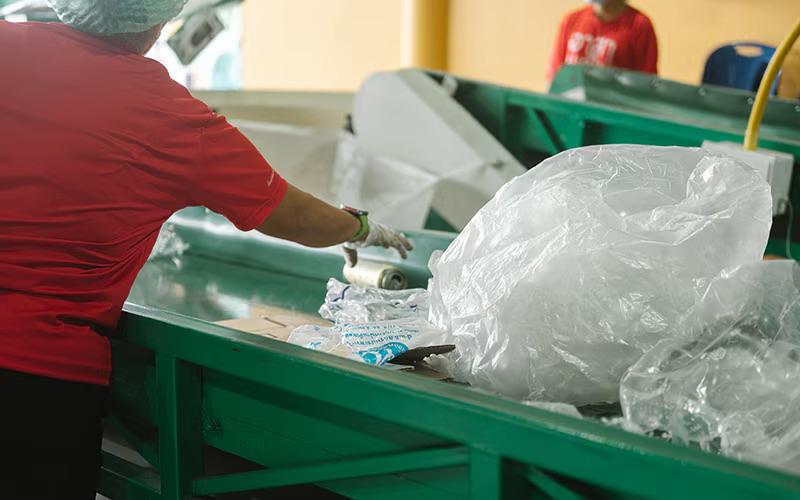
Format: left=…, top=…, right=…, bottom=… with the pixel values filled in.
left=258, top=184, right=413, bottom=266
left=189, top=112, right=412, bottom=265
left=257, top=184, right=360, bottom=247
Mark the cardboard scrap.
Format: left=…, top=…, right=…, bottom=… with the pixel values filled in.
left=216, top=304, right=330, bottom=342
left=215, top=303, right=450, bottom=380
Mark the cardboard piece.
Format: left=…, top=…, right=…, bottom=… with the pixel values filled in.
left=216, top=304, right=450, bottom=380
left=216, top=304, right=331, bottom=342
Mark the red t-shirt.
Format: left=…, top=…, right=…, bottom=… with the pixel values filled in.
left=547, top=5, right=658, bottom=81
left=0, top=22, right=288, bottom=385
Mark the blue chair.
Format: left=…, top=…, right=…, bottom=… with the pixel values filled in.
left=702, top=42, right=780, bottom=94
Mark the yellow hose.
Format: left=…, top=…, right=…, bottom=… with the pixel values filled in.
left=743, top=19, right=800, bottom=150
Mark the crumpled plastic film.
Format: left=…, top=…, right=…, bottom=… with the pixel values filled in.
left=289, top=318, right=446, bottom=366
left=319, top=278, right=430, bottom=323
left=428, top=145, right=772, bottom=405
left=289, top=279, right=444, bottom=366
left=621, top=261, right=800, bottom=473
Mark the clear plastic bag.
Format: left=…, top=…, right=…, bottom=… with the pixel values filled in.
left=319, top=278, right=430, bottom=323
left=428, top=145, right=772, bottom=405
left=288, top=318, right=446, bottom=366
left=289, top=279, right=444, bottom=365
left=621, top=261, right=800, bottom=473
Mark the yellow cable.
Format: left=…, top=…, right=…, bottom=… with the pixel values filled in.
left=743, top=18, right=800, bottom=151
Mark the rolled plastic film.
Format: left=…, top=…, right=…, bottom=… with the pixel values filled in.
left=343, top=261, right=408, bottom=290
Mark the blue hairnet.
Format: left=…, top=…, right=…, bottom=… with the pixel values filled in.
left=47, top=0, right=189, bottom=35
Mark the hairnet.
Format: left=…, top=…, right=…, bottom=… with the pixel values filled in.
left=47, top=0, right=189, bottom=35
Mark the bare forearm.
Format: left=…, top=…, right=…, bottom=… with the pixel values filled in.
left=256, top=184, right=359, bottom=247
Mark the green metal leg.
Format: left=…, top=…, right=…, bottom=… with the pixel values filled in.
left=156, top=355, right=203, bottom=500
left=470, top=448, right=528, bottom=499
left=99, top=452, right=162, bottom=500
left=527, top=108, right=565, bottom=155
left=193, top=446, right=468, bottom=496
left=526, top=467, right=585, bottom=500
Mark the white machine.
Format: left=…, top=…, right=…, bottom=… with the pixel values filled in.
left=351, top=70, right=526, bottom=230
left=702, top=141, right=794, bottom=216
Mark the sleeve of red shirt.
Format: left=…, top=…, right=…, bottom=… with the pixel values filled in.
left=189, top=113, right=288, bottom=231
left=546, top=16, right=570, bottom=82
left=636, top=16, right=659, bottom=74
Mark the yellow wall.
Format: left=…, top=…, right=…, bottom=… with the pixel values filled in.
left=448, top=0, right=800, bottom=92
left=243, top=0, right=800, bottom=93
left=242, top=0, right=403, bottom=91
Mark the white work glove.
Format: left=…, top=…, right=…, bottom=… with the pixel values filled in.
left=343, top=222, right=414, bottom=267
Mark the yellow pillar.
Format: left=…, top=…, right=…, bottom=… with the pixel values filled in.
left=400, top=0, right=449, bottom=70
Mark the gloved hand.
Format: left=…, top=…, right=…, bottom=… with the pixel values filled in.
left=343, top=222, right=413, bottom=267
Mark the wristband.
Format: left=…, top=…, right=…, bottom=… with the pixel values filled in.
left=341, top=206, right=369, bottom=242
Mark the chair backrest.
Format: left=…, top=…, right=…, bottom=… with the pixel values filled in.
left=702, top=42, right=779, bottom=94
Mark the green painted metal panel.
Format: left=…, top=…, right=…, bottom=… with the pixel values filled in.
left=193, top=447, right=468, bottom=495
left=470, top=449, right=529, bottom=500
left=103, top=306, right=800, bottom=499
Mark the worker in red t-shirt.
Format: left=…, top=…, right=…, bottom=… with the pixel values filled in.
left=547, top=0, right=658, bottom=82
left=0, top=1, right=413, bottom=497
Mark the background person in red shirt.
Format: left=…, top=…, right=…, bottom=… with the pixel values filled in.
left=547, top=0, right=659, bottom=82
left=0, top=1, right=411, bottom=497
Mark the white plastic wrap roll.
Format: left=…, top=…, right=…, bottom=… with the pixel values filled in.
left=343, top=261, right=408, bottom=290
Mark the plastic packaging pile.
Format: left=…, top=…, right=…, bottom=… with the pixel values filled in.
left=621, top=260, right=800, bottom=473
left=288, top=279, right=445, bottom=366
left=292, top=144, right=800, bottom=472
left=428, top=145, right=772, bottom=405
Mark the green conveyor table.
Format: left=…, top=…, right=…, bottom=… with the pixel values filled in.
left=104, top=67, right=800, bottom=499
left=103, top=207, right=800, bottom=499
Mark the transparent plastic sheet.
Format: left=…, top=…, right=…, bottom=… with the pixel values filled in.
left=289, top=279, right=444, bottom=366
left=319, top=278, right=430, bottom=323
left=620, top=261, right=800, bottom=474
left=288, top=319, right=446, bottom=366
left=428, top=145, right=772, bottom=405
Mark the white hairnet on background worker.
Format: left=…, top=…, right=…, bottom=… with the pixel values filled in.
left=46, top=0, right=188, bottom=34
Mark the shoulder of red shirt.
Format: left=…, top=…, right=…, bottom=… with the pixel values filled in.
left=624, top=5, right=655, bottom=26
left=562, top=5, right=595, bottom=26
left=8, top=21, right=215, bottom=121
left=561, top=4, right=654, bottom=27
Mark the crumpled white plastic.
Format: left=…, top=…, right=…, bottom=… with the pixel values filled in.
left=289, top=319, right=445, bottom=366
left=428, top=145, right=772, bottom=405
left=289, top=279, right=444, bottom=366
left=319, top=279, right=430, bottom=323
left=621, top=260, right=800, bottom=474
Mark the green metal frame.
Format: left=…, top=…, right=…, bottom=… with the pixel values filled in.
left=103, top=68, right=800, bottom=498
left=443, top=65, right=800, bottom=159
left=430, top=65, right=800, bottom=255
left=102, top=304, right=800, bottom=499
